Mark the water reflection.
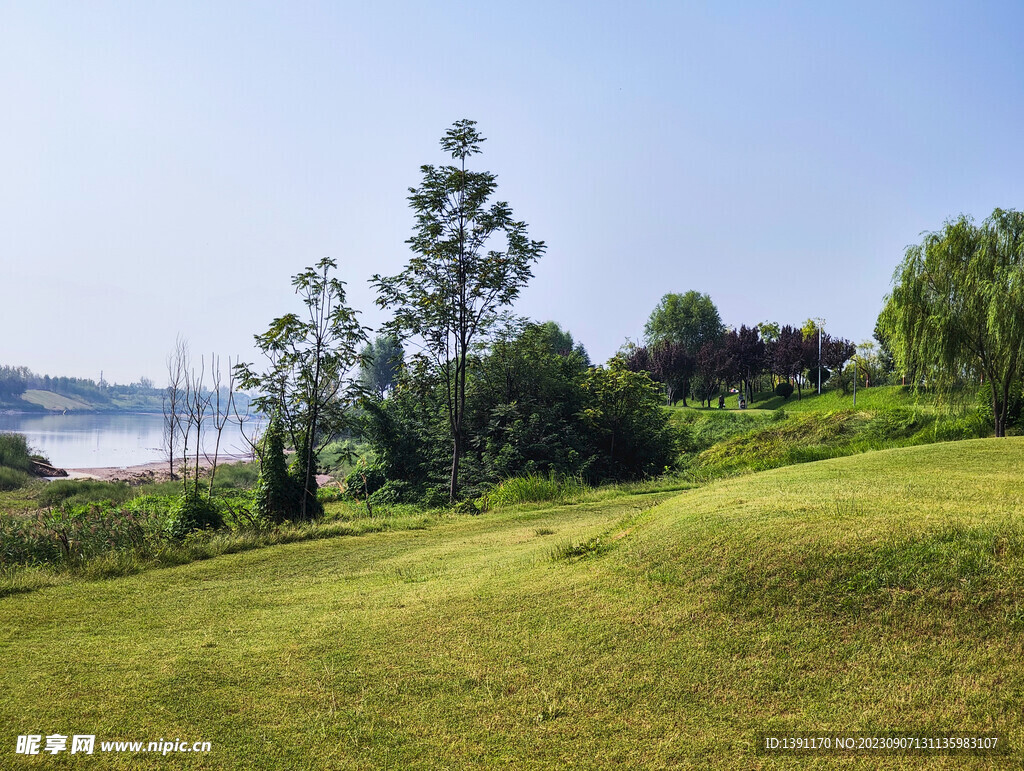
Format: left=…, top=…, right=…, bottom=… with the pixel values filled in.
left=0, top=412, right=261, bottom=469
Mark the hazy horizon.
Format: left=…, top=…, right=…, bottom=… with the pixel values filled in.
left=4, top=1, right=1023, bottom=384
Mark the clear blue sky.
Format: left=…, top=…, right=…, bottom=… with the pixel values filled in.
left=3, top=0, right=1023, bottom=384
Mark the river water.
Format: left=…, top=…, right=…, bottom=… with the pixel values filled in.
left=0, top=412, right=262, bottom=469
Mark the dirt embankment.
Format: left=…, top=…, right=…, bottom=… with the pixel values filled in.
left=31, top=460, right=68, bottom=478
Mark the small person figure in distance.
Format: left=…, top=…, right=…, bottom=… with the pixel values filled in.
left=718, top=394, right=725, bottom=410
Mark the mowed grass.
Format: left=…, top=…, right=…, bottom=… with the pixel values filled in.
left=2, top=441, right=1024, bottom=768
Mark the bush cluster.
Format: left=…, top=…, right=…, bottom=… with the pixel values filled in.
left=0, top=505, right=160, bottom=566
left=253, top=414, right=323, bottom=524
left=356, top=324, right=681, bottom=503
left=774, top=381, right=794, bottom=400
left=169, top=493, right=225, bottom=540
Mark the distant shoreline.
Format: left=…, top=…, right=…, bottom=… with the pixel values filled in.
left=1, top=408, right=166, bottom=416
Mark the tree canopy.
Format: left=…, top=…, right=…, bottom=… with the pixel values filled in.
left=644, top=291, right=724, bottom=353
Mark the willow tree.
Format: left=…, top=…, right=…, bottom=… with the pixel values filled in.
left=880, top=209, right=1024, bottom=436
left=373, top=120, right=546, bottom=502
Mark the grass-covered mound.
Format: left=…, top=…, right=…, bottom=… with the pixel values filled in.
left=670, top=385, right=990, bottom=480
left=1, top=439, right=1021, bottom=767
left=627, top=438, right=1024, bottom=621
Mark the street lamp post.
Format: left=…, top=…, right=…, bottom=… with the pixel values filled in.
left=816, top=319, right=824, bottom=395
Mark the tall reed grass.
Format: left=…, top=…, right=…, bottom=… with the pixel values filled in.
left=0, top=433, right=32, bottom=472
left=482, top=473, right=585, bottom=510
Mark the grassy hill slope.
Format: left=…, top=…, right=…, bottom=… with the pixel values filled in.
left=669, top=385, right=990, bottom=480
left=2, top=440, right=1022, bottom=767
left=19, top=388, right=94, bottom=411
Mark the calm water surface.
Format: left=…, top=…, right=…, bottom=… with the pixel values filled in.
left=0, top=412, right=261, bottom=469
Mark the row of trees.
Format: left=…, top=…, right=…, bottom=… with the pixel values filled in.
left=623, top=291, right=856, bottom=406
left=0, top=365, right=160, bottom=404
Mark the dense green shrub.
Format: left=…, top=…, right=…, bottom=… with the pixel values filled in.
left=579, top=362, right=680, bottom=480
left=169, top=493, right=225, bottom=539
left=774, top=381, right=794, bottom=400
left=288, top=447, right=323, bottom=521
left=0, top=433, right=32, bottom=473
left=805, top=366, right=831, bottom=390
left=253, top=414, right=300, bottom=524
left=421, top=487, right=448, bottom=509
left=368, top=481, right=405, bottom=507
left=343, top=460, right=389, bottom=500
left=359, top=326, right=681, bottom=502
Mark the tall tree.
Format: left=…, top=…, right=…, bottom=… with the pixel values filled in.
left=771, top=325, right=810, bottom=399
left=650, top=340, right=694, bottom=405
left=162, top=336, right=188, bottom=481
left=881, top=209, right=1024, bottom=436
left=373, top=120, right=546, bottom=502
left=724, top=325, right=766, bottom=403
left=359, top=335, right=404, bottom=399
left=693, top=339, right=726, bottom=407
left=622, top=340, right=693, bottom=405
left=756, top=321, right=781, bottom=389
left=643, top=291, right=723, bottom=404
left=821, top=335, right=856, bottom=372
left=238, top=258, right=367, bottom=520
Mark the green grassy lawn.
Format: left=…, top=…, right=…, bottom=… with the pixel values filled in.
left=2, top=439, right=1022, bottom=767
left=749, top=383, right=944, bottom=413
left=677, top=384, right=943, bottom=413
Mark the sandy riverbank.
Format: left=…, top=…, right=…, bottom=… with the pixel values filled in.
left=66, top=454, right=254, bottom=484
left=64, top=456, right=336, bottom=488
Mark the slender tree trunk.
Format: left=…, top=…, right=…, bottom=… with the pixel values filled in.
left=993, top=379, right=1009, bottom=438
left=449, top=435, right=461, bottom=503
